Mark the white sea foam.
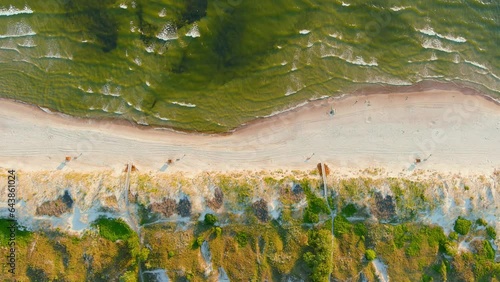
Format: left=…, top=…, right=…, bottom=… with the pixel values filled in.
left=0, top=5, right=33, bottom=16
left=416, top=26, right=466, bottom=43
left=0, top=22, right=36, bottom=39
left=464, top=59, right=488, bottom=70
left=285, top=88, right=297, bottom=96
left=45, top=50, right=73, bottom=60
left=390, top=6, right=409, bottom=11
left=321, top=49, right=378, bottom=66
left=157, top=23, right=178, bottom=41
left=154, top=114, right=170, bottom=121
left=172, top=101, right=196, bottom=108
left=299, top=29, right=310, bottom=35
left=130, top=21, right=137, bottom=33
left=328, top=32, right=342, bottom=39
left=145, top=44, right=154, bottom=53
left=442, top=34, right=467, bottom=43
left=18, top=37, right=36, bottom=47
left=101, top=84, right=121, bottom=97
left=185, top=24, right=200, bottom=38
left=1, top=39, right=18, bottom=52
left=351, top=56, right=378, bottom=66
left=365, top=75, right=412, bottom=86
left=159, top=8, right=167, bottom=17
left=421, top=38, right=454, bottom=53
left=260, top=101, right=308, bottom=118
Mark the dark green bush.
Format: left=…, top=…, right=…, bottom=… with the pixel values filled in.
left=354, top=223, right=367, bottom=237
left=448, top=231, right=458, bottom=241
left=0, top=218, right=31, bottom=246
left=303, top=208, right=320, bottom=224
left=453, top=217, right=472, bottom=235
left=341, top=203, right=357, bottom=217
left=476, top=218, right=487, bottom=226
left=303, top=229, right=333, bottom=282
left=481, top=240, right=495, bottom=261
left=486, top=226, right=496, bottom=239
left=204, top=213, right=218, bottom=226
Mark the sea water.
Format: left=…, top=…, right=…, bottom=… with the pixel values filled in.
left=0, top=0, right=498, bottom=132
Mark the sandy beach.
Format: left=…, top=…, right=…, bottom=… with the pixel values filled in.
left=0, top=89, right=499, bottom=175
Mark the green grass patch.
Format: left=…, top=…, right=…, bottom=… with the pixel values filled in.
left=92, top=217, right=134, bottom=242
left=341, top=203, right=357, bottom=217
left=235, top=232, right=249, bottom=247
left=0, top=218, right=32, bottom=246
left=365, top=249, right=376, bottom=260
left=303, top=229, right=333, bottom=282
left=486, top=226, right=496, bottom=239
left=453, top=217, right=472, bottom=235
left=333, top=215, right=352, bottom=237
left=302, top=182, right=329, bottom=224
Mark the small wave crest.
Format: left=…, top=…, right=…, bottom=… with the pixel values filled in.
left=157, top=23, right=178, bottom=41
left=18, top=37, right=36, bottom=47
left=416, top=26, right=466, bottom=43
left=0, top=5, right=33, bottom=16
left=159, top=8, right=167, bottom=17
left=322, top=48, right=378, bottom=66
left=0, top=21, right=36, bottom=39
left=186, top=24, right=200, bottom=38
left=421, top=38, right=454, bottom=53
left=171, top=101, right=196, bottom=108
left=390, top=6, right=409, bottom=11
left=101, top=83, right=121, bottom=97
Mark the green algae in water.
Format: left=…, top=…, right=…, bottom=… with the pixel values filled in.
left=0, top=0, right=498, bottom=132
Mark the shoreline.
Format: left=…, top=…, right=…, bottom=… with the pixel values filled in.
left=1, top=80, right=499, bottom=136
left=0, top=85, right=499, bottom=174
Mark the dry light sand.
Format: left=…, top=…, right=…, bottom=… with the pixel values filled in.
left=0, top=89, right=499, bottom=176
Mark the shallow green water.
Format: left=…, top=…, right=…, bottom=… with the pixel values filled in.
left=0, top=0, right=498, bottom=132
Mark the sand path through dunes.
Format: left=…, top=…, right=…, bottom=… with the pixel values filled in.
left=0, top=90, right=499, bottom=175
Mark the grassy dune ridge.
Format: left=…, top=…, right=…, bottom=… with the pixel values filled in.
left=0, top=169, right=498, bottom=281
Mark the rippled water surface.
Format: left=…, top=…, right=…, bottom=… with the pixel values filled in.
left=0, top=0, right=498, bottom=131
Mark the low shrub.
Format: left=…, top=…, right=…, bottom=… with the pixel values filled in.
left=236, top=232, right=249, bottom=247
left=486, top=226, right=496, bottom=239
left=453, top=217, right=472, bottom=235
left=341, top=203, right=357, bottom=217
left=365, top=249, right=376, bottom=261
left=204, top=213, right=218, bottom=226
